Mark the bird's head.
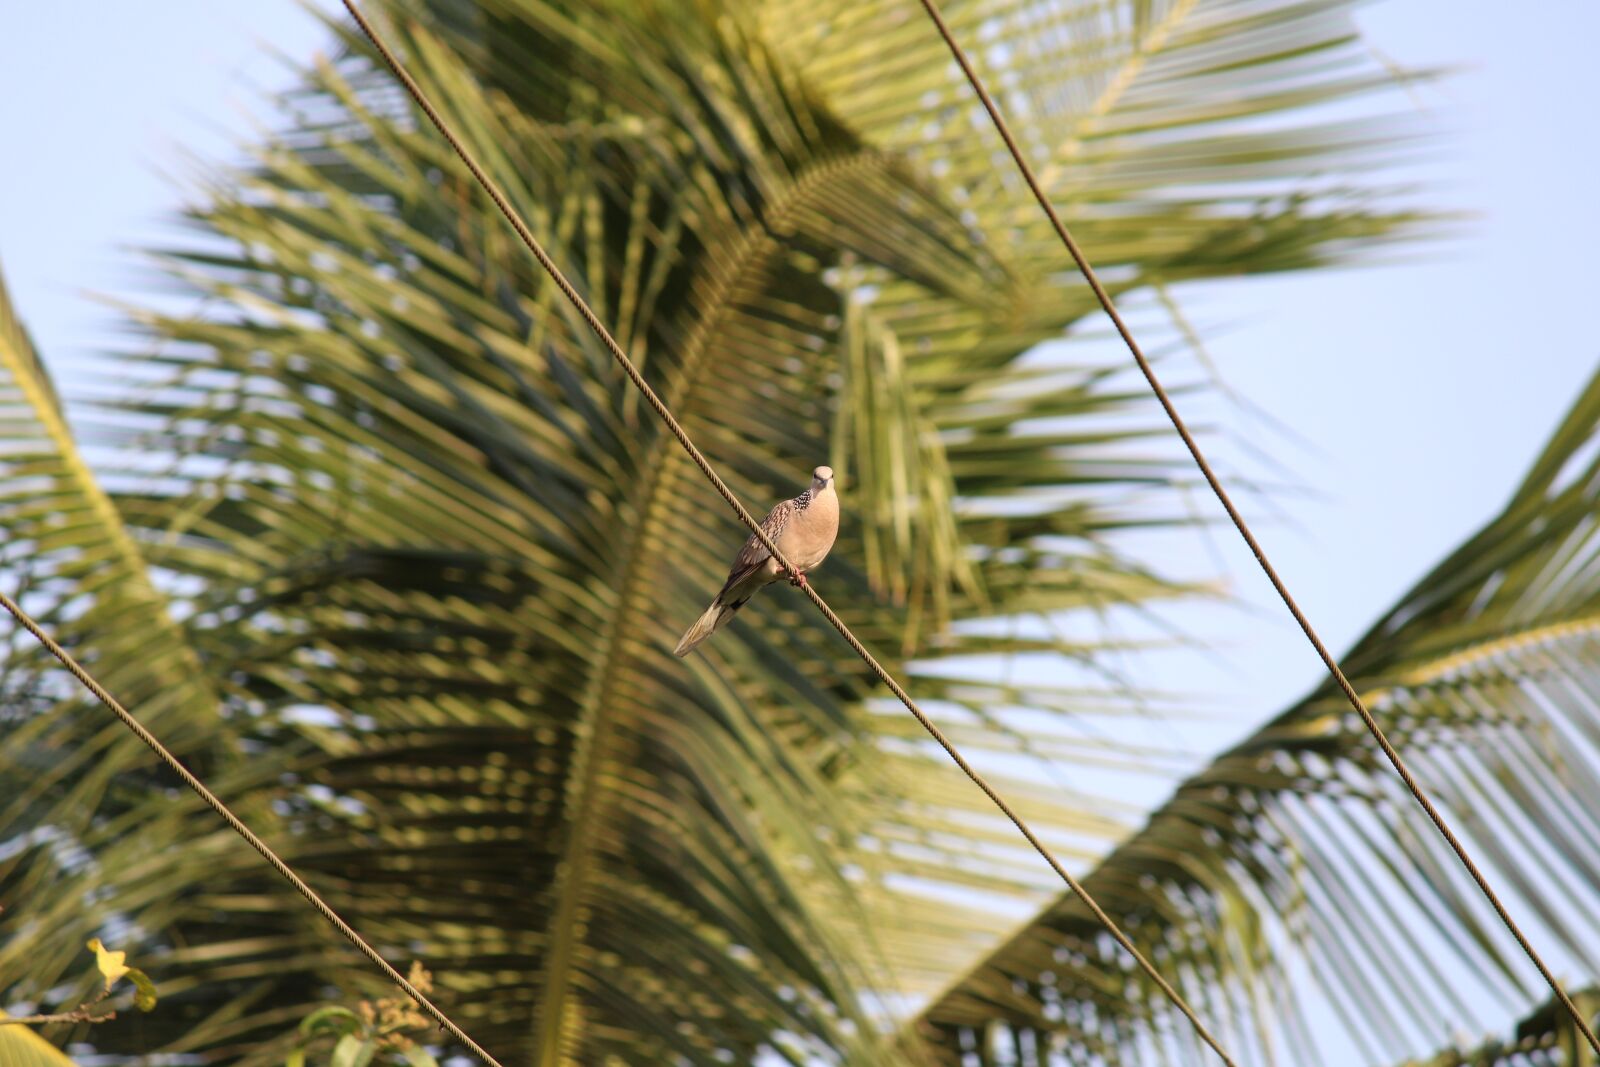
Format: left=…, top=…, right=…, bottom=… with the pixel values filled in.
left=811, top=465, right=835, bottom=492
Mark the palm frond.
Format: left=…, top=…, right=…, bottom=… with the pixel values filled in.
left=1392, top=986, right=1600, bottom=1067
left=915, top=363, right=1600, bottom=1064
left=758, top=0, right=1442, bottom=277
left=0, top=263, right=254, bottom=1007
left=0, top=1018, right=79, bottom=1067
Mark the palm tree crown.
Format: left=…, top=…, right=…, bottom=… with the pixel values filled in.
left=0, top=1, right=1467, bottom=1064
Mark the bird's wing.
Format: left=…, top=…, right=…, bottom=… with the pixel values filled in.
left=716, top=496, right=799, bottom=600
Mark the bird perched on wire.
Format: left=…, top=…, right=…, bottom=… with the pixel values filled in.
left=674, top=466, right=839, bottom=656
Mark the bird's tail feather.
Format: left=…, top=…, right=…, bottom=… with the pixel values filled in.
left=673, top=597, right=742, bottom=656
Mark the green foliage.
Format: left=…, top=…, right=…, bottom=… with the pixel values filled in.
left=287, top=964, right=441, bottom=1067
left=0, top=0, right=1442, bottom=1064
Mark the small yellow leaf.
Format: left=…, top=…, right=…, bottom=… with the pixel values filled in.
left=86, top=938, right=130, bottom=992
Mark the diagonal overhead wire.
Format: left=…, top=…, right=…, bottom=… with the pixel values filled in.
left=336, top=1, right=1239, bottom=1062
left=0, top=589, right=507, bottom=1067
left=911, top=0, right=1600, bottom=1054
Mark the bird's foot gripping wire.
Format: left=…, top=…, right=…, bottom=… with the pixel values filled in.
left=789, top=572, right=808, bottom=589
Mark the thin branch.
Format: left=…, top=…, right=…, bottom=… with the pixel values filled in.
left=0, top=1010, right=118, bottom=1027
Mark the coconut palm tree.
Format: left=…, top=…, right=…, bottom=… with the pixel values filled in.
left=0, top=0, right=1530, bottom=1064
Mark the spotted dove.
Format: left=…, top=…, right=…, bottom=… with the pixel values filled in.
left=674, top=466, right=839, bottom=656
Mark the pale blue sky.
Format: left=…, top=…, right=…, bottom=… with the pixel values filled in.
left=3, top=1, right=1598, bottom=1060
left=1104, top=0, right=1600, bottom=754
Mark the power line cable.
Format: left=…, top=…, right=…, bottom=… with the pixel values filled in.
left=336, top=1, right=1240, bottom=1061
left=912, top=0, right=1600, bottom=1053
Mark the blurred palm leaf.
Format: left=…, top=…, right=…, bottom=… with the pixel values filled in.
left=0, top=1018, right=79, bottom=1067
left=0, top=263, right=282, bottom=1013
left=0, top=0, right=1432, bottom=1063
left=1395, top=987, right=1600, bottom=1066
left=915, top=366, right=1600, bottom=1064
